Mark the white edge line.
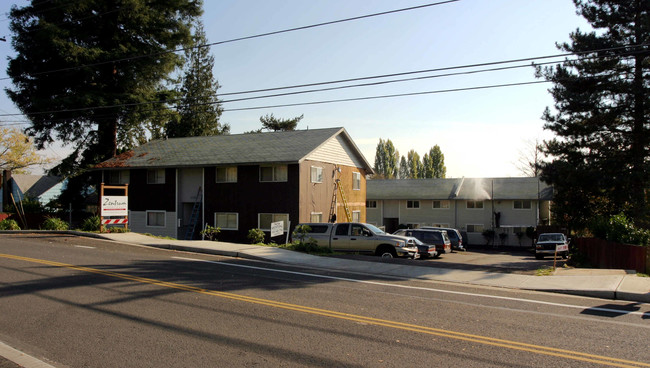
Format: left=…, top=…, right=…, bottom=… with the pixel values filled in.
left=0, top=341, right=57, bottom=368
left=171, top=256, right=648, bottom=317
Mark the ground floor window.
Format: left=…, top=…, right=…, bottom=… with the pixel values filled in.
left=215, top=212, right=238, bottom=230
left=310, top=212, right=323, bottom=222
left=466, top=224, right=484, bottom=233
left=146, top=211, right=165, bottom=227
left=259, top=213, right=289, bottom=231
left=366, top=200, right=377, bottom=208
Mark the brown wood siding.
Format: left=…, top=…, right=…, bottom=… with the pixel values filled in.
left=204, top=164, right=300, bottom=243
left=336, top=165, right=368, bottom=223
left=299, top=161, right=337, bottom=222
left=111, top=169, right=176, bottom=212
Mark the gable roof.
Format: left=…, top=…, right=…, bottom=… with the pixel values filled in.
left=11, top=174, right=64, bottom=198
left=95, top=127, right=373, bottom=172
left=368, top=177, right=553, bottom=201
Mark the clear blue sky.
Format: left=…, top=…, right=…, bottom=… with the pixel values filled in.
left=0, top=0, right=590, bottom=177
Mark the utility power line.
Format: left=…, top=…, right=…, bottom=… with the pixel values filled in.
left=0, top=0, right=459, bottom=81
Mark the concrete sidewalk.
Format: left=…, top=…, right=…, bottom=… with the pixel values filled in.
left=93, top=232, right=650, bottom=303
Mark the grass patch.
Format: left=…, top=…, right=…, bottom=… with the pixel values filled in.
left=637, top=273, right=649, bottom=278
left=536, top=266, right=555, bottom=276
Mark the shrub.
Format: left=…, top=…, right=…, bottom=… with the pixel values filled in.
left=42, top=217, right=68, bottom=230
left=107, top=226, right=129, bottom=233
left=200, top=225, right=220, bottom=241
left=590, top=213, right=650, bottom=246
left=292, top=224, right=312, bottom=243
left=0, top=219, right=20, bottom=230
left=247, top=228, right=265, bottom=244
left=81, top=216, right=101, bottom=232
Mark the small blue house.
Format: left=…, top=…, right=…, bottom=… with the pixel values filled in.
left=1, top=172, right=67, bottom=211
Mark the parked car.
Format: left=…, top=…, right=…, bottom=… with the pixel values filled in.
left=535, top=233, right=569, bottom=259
left=393, top=228, right=451, bottom=256
left=296, top=222, right=419, bottom=259
left=422, top=227, right=466, bottom=251
left=406, top=236, right=438, bottom=259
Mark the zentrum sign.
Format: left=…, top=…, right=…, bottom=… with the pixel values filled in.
left=101, top=196, right=128, bottom=217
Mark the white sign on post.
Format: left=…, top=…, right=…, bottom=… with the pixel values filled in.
left=101, top=196, right=129, bottom=217
left=556, top=243, right=569, bottom=252
left=270, top=221, right=284, bottom=238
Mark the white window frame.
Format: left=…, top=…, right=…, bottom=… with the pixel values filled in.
left=147, top=169, right=165, bottom=184
left=352, top=172, right=361, bottom=190
left=514, top=200, right=532, bottom=209
left=310, top=212, right=323, bottom=223
left=352, top=210, right=361, bottom=222
left=406, top=200, right=420, bottom=209
left=258, top=213, right=289, bottom=231
left=466, top=224, right=484, bottom=233
left=467, top=200, right=484, bottom=209
left=260, top=165, right=288, bottom=182
left=146, top=210, right=165, bottom=227
left=216, top=167, right=237, bottom=183
left=432, top=200, right=450, bottom=209
left=214, top=212, right=238, bottom=230
left=310, top=166, right=323, bottom=183
left=366, top=200, right=377, bottom=208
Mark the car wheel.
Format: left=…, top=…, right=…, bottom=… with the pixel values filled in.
left=377, top=246, right=396, bottom=259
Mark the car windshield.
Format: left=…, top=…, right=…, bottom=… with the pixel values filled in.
left=539, top=234, right=564, bottom=242
left=364, top=224, right=385, bottom=235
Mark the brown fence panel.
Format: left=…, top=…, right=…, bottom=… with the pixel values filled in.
left=575, top=238, right=648, bottom=273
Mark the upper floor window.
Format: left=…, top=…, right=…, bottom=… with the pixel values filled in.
left=514, top=200, right=532, bottom=209
left=216, top=167, right=237, bottom=183
left=107, top=170, right=129, bottom=185
left=467, top=200, right=484, bottom=209
left=310, top=166, right=323, bottom=183
left=310, top=212, right=323, bottom=222
left=352, top=211, right=361, bottom=222
left=406, top=200, right=420, bottom=209
left=147, top=169, right=165, bottom=184
left=433, top=200, right=450, bottom=209
left=260, top=165, right=288, bottom=182
left=352, top=172, right=361, bottom=190
left=366, top=200, right=377, bottom=208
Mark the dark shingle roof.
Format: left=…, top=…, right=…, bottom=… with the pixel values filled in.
left=95, top=127, right=367, bottom=169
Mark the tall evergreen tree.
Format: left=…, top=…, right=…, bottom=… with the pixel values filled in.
left=406, top=149, right=421, bottom=179
left=168, top=20, right=228, bottom=138
left=260, top=114, right=303, bottom=131
left=373, top=138, right=399, bottom=179
left=399, top=156, right=409, bottom=179
left=537, top=0, right=650, bottom=227
left=427, top=145, right=446, bottom=178
left=6, top=0, right=201, bottom=175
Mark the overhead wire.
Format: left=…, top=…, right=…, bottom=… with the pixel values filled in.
left=0, top=0, right=459, bottom=81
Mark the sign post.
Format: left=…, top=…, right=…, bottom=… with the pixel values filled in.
left=554, top=242, right=569, bottom=270
left=99, top=182, right=129, bottom=232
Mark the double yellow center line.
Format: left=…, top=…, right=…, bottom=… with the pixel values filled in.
left=2, top=253, right=648, bottom=368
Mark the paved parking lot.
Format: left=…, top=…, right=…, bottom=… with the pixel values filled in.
left=333, top=246, right=568, bottom=275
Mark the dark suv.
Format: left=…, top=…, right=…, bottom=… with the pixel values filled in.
left=422, top=227, right=466, bottom=251
left=393, top=228, right=452, bottom=256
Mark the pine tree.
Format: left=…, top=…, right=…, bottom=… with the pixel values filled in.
left=168, top=21, right=228, bottom=138
left=537, top=0, right=650, bottom=227
left=6, top=1, right=201, bottom=174
left=259, top=114, right=303, bottom=131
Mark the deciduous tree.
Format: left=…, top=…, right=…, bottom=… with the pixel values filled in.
left=373, top=138, right=399, bottom=179
left=0, top=127, right=50, bottom=173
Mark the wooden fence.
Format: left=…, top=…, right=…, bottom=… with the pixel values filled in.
left=574, top=238, right=649, bottom=273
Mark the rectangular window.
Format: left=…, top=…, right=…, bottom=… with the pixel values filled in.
left=366, top=200, right=377, bottom=208
left=310, top=166, right=323, bottom=183
left=258, top=213, right=289, bottom=231
left=147, top=169, right=165, bottom=184
left=352, top=210, right=361, bottom=222
left=466, top=224, right=484, bottom=233
left=216, top=167, right=237, bottom=183
left=260, top=165, right=288, bottom=182
left=467, top=200, right=484, bottom=209
left=310, top=212, right=323, bottom=222
left=432, top=200, right=450, bottom=209
left=146, top=211, right=165, bottom=227
left=215, top=212, right=238, bottom=230
left=406, top=200, right=420, bottom=209
left=514, top=200, right=532, bottom=209
left=352, top=172, right=361, bottom=190
left=107, top=170, right=129, bottom=185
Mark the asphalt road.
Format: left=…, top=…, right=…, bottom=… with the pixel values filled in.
left=1, top=234, right=648, bottom=367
